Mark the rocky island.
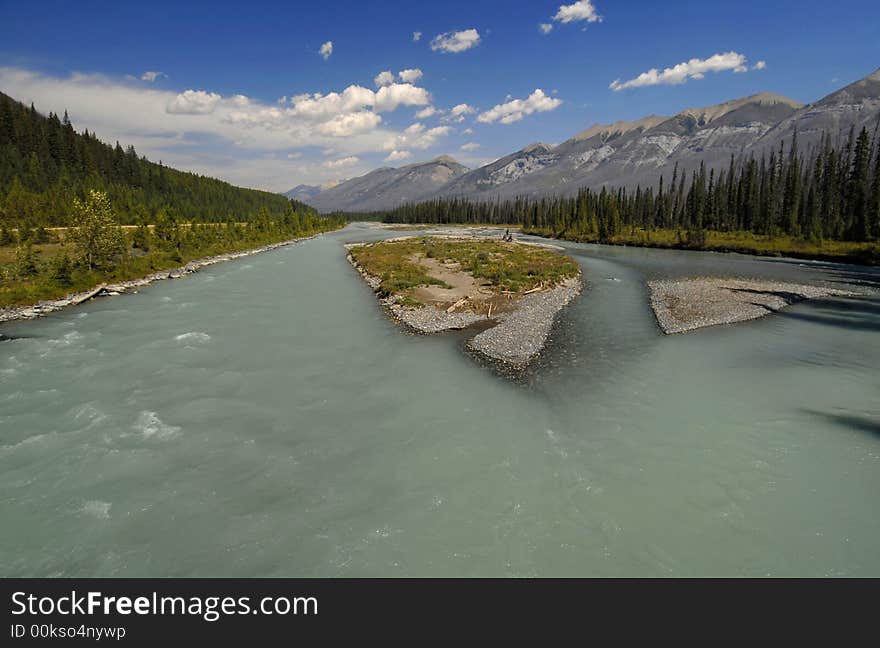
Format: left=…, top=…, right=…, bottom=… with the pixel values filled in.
left=346, top=235, right=582, bottom=366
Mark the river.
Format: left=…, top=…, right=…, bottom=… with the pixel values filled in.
left=2, top=223, right=878, bottom=576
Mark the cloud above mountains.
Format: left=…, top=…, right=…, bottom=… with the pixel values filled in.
left=383, top=123, right=452, bottom=151
left=384, top=149, right=412, bottom=162
left=477, top=89, right=562, bottom=125
left=323, top=155, right=359, bottom=168
left=609, top=52, right=760, bottom=90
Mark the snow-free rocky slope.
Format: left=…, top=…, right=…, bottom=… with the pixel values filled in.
left=298, top=69, right=880, bottom=212
left=283, top=184, right=322, bottom=202
left=306, top=156, right=470, bottom=213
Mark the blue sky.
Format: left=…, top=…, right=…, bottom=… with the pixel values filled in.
left=1, top=0, right=878, bottom=191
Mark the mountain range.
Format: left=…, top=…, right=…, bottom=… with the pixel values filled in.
left=295, top=68, right=880, bottom=213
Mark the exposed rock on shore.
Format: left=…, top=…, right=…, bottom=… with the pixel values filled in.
left=648, top=277, right=863, bottom=334
left=0, top=235, right=321, bottom=323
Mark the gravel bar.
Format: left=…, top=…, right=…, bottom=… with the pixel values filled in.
left=648, top=277, right=864, bottom=334
left=467, top=276, right=583, bottom=366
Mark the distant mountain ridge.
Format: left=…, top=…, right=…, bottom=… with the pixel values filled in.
left=305, top=155, right=470, bottom=213
left=283, top=184, right=322, bottom=202
left=292, top=69, right=880, bottom=212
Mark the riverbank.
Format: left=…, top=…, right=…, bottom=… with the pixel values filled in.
left=521, top=227, right=880, bottom=266
left=346, top=235, right=582, bottom=366
left=648, top=277, right=866, bottom=334
left=0, top=233, right=326, bottom=323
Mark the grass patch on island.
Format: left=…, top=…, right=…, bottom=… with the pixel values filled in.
left=349, top=237, right=580, bottom=298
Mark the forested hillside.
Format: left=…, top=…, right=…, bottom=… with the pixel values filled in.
left=0, top=93, right=345, bottom=310
left=0, top=91, right=292, bottom=227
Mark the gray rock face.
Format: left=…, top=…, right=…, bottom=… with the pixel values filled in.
left=283, top=184, right=322, bottom=202
left=437, top=142, right=560, bottom=198
left=299, top=69, right=880, bottom=212
left=307, top=156, right=470, bottom=213
left=750, top=69, right=880, bottom=156
left=444, top=93, right=804, bottom=201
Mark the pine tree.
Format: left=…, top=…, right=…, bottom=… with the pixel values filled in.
left=14, top=242, right=39, bottom=278
left=50, top=251, right=74, bottom=286
left=847, top=127, right=872, bottom=240
left=869, top=132, right=880, bottom=239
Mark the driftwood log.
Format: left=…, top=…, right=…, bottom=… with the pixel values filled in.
left=446, top=296, right=470, bottom=313
left=71, top=284, right=107, bottom=306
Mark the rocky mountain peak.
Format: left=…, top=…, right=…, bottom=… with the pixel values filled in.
left=571, top=115, right=667, bottom=142
left=432, top=155, right=461, bottom=165
left=522, top=142, right=553, bottom=154
left=678, top=93, right=803, bottom=124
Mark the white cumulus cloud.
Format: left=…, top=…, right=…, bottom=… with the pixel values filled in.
left=319, top=41, right=333, bottom=60
left=553, top=1, right=602, bottom=24
left=477, top=89, right=562, bottom=125
left=398, top=68, right=423, bottom=83
left=753, top=60, right=767, bottom=70
left=383, top=123, right=452, bottom=150
left=374, top=70, right=395, bottom=88
left=460, top=142, right=480, bottom=151
left=415, top=106, right=439, bottom=119
left=290, top=83, right=429, bottom=121
left=443, top=103, right=476, bottom=123
left=413, top=31, right=422, bottom=42
left=140, top=71, right=165, bottom=82
left=385, top=149, right=412, bottom=162
left=166, top=89, right=222, bottom=114
left=315, top=111, right=382, bottom=137
left=323, top=155, right=359, bottom=168
left=374, top=83, right=431, bottom=112
left=609, top=52, right=751, bottom=91
left=431, top=29, right=480, bottom=54
left=539, top=23, right=553, bottom=34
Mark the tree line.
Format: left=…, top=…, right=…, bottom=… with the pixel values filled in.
left=0, top=91, right=296, bottom=230
left=348, top=126, right=880, bottom=246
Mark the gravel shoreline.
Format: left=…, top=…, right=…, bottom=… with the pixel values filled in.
left=648, top=277, right=865, bottom=334
left=346, top=247, right=582, bottom=366
left=467, top=276, right=583, bottom=366
left=0, top=234, right=323, bottom=323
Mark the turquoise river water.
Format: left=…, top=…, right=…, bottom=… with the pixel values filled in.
left=2, top=223, right=879, bottom=576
